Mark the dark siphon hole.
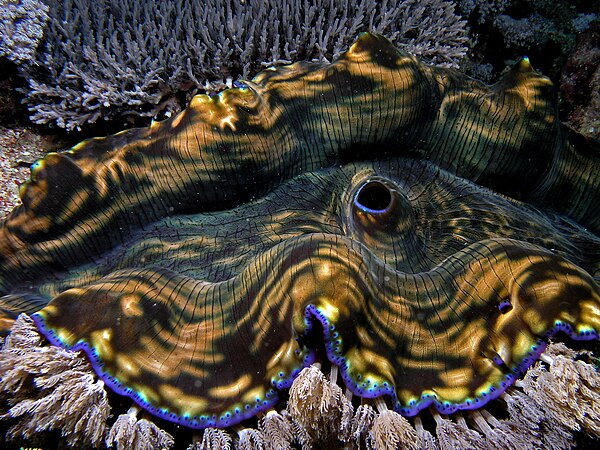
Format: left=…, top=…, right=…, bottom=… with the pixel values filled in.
left=355, top=181, right=393, bottom=212
left=498, top=300, right=513, bottom=314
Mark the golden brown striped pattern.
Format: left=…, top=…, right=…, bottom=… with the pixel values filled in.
left=0, top=34, right=598, bottom=428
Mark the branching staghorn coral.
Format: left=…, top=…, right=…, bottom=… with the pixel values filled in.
left=22, top=0, right=468, bottom=130
left=0, top=0, right=48, bottom=64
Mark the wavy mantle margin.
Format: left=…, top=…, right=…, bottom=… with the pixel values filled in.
left=0, top=33, right=599, bottom=433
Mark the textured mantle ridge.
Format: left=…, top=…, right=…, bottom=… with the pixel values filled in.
left=0, top=34, right=598, bottom=438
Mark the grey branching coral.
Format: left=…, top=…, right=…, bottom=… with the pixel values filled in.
left=350, top=404, right=377, bottom=447
left=0, top=0, right=49, bottom=63
left=235, top=428, right=265, bottom=450
left=0, top=314, right=109, bottom=447
left=499, top=389, right=574, bottom=449
left=190, top=427, right=232, bottom=450
left=258, top=411, right=295, bottom=450
left=369, top=404, right=418, bottom=450
left=519, top=343, right=600, bottom=436
left=287, top=365, right=354, bottom=445
left=106, top=406, right=175, bottom=450
left=433, top=413, right=486, bottom=449
left=21, top=0, right=468, bottom=130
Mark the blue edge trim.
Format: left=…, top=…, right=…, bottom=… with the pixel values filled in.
left=31, top=307, right=598, bottom=430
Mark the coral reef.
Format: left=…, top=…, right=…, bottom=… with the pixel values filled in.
left=457, top=0, right=512, bottom=24
left=459, top=0, right=598, bottom=81
left=20, top=0, right=468, bottom=131
left=106, top=406, right=175, bottom=450
left=0, top=0, right=48, bottom=64
left=560, top=19, right=600, bottom=139
left=0, top=127, right=51, bottom=221
left=0, top=315, right=109, bottom=447
left=493, top=0, right=595, bottom=53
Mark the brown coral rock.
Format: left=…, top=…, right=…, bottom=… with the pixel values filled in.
left=560, top=20, right=600, bottom=139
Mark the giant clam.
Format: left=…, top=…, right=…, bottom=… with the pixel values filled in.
left=0, top=34, right=598, bottom=445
